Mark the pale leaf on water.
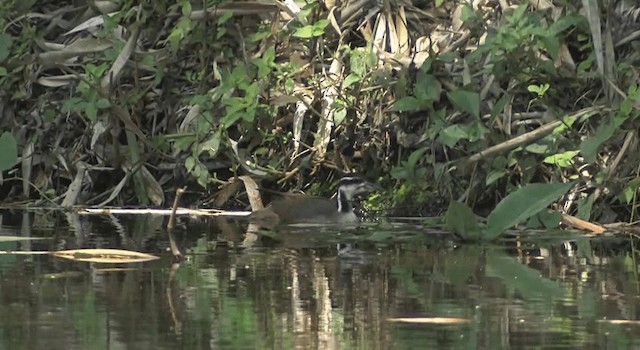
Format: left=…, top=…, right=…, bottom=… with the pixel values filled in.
left=52, top=249, right=160, bottom=263
left=388, top=317, right=471, bottom=324
left=0, top=236, right=49, bottom=242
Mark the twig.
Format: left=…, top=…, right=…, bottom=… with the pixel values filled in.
left=166, top=187, right=186, bottom=261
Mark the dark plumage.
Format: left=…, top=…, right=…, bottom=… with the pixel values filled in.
left=248, top=175, right=380, bottom=226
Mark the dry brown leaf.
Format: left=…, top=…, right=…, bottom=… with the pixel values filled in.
left=37, top=37, right=113, bottom=63
left=238, top=175, right=264, bottom=211
left=100, top=26, right=140, bottom=91
left=140, top=164, right=164, bottom=206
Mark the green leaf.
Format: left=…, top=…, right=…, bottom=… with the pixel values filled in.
left=619, top=178, right=640, bottom=204
left=198, top=133, right=221, bottom=157
left=580, top=113, right=627, bottom=162
left=0, top=34, right=13, bottom=62
left=447, top=90, right=480, bottom=118
left=62, top=97, right=84, bottom=112
left=85, top=103, right=97, bottom=122
left=576, top=195, right=595, bottom=220
left=392, top=96, right=426, bottom=112
left=0, top=132, right=18, bottom=171
left=486, top=249, right=566, bottom=303
left=530, top=210, right=562, bottom=229
left=95, top=98, right=110, bottom=109
left=527, top=83, right=550, bottom=96
left=486, top=169, right=507, bottom=186
left=333, top=108, right=347, bottom=125
left=542, top=36, right=559, bottom=60
left=185, top=156, right=196, bottom=172
left=181, top=1, right=192, bottom=15
left=549, top=14, right=585, bottom=35
left=490, top=94, right=509, bottom=118
left=485, top=182, right=575, bottom=240
left=414, top=73, right=441, bottom=101
left=438, top=124, right=470, bottom=148
left=444, top=201, right=482, bottom=241
left=293, top=20, right=329, bottom=38
left=343, top=74, right=361, bottom=88
left=543, top=150, right=580, bottom=167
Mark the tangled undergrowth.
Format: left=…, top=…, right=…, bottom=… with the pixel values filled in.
left=1, top=0, right=640, bottom=225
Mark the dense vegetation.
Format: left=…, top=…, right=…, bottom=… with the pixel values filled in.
left=1, top=0, right=639, bottom=225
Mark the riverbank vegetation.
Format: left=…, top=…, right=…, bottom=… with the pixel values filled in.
left=1, top=0, right=639, bottom=227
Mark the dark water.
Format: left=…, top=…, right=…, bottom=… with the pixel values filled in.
left=0, top=210, right=638, bottom=350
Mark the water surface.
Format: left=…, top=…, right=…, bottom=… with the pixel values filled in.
left=0, top=210, right=638, bottom=349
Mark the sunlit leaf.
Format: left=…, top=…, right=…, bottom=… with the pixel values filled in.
left=543, top=150, right=580, bottom=167
left=485, top=182, right=575, bottom=240
left=343, top=74, right=361, bottom=89
left=293, top=20, right=329, bottom=38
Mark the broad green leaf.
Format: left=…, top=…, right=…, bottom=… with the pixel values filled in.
left=486, top=169, right=507, bottom=186
left=525, top=142, right=550, bottom=154
left=541, top=36, right=559, bottom=60
left=0, top=34, right=13, bottom=61
left=181, top=1, right=192, bottom=15
left=485, top=182, right=575, bottom=240
left=84, top=103, right=97, bottom=122
left=438, top=124, right=469, bottom=148
left=343, top=74, right=361, bottom=88
left=407, top=147, right=428, bottom=168
left=576, top=195, right=595, bottom=220
left=392, top=96, right=426, bottom=112
left=293, top=20, right=329, bottom=38
left=333, top=107, right=347, bottom=125
left=486, top=249, right=566, bottom=305
left=95, top=98, right=110, bottom=109
left=415, top=73, right=441, bottom=101
left=185, top=156, right=196, bottom=172
left=543, top=150, right=580, bottom=167
left=444, top=201, right=482, bottom=241
left=198, top=133, right=221, bottom=157
left=527, top=210, right=562, bottom=229
left=580, top=113, right=627, bottom=162
left=0, top=132, right=18, bottom=171
left=444, top=246, right=481, bottom=286
left=619, top=178, right=640, bottom=204
left=447, top=90, right=480, bottom=118
left=490, top=94, right=509, bottom=117
left=549, top=14, right=586, bottom=35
